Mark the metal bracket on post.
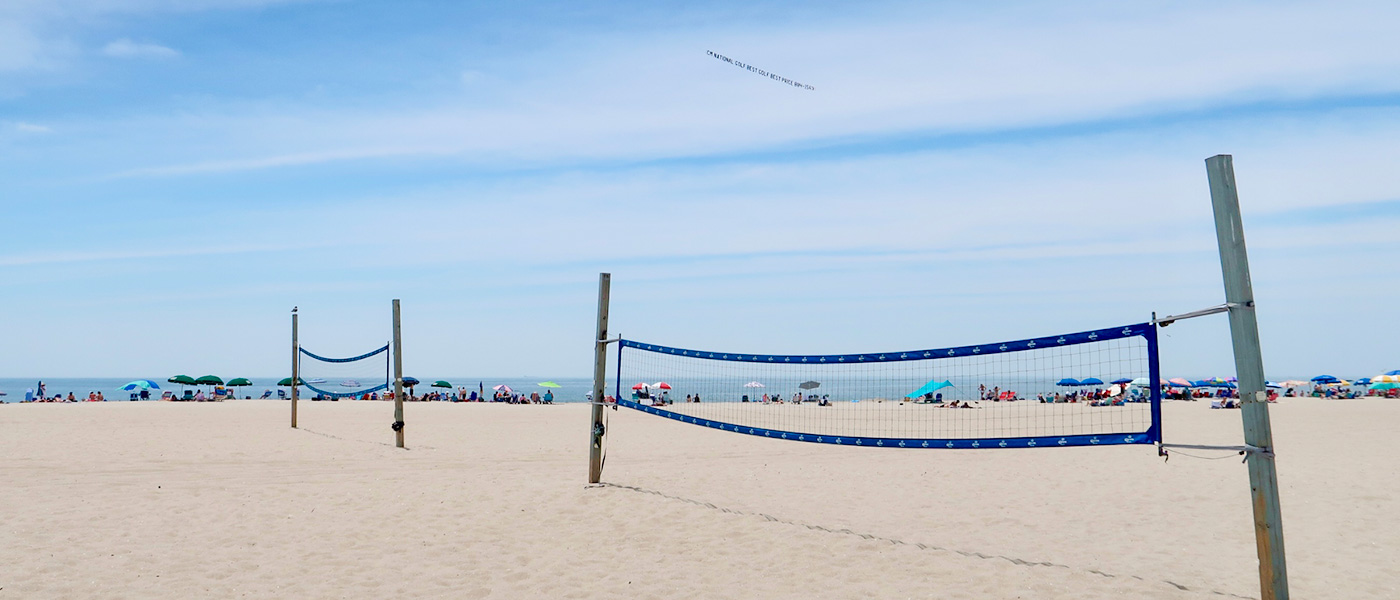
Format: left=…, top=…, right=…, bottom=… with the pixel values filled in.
left=1153, top=302, right=1250, bottom=327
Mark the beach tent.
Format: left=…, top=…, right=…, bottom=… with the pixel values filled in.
left=905, top=379, right=954, bottom=398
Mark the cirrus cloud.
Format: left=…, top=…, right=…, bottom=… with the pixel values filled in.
left=101, top=38, right=179, bottom=58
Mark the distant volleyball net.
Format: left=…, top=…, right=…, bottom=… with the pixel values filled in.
left=613, top=323, right=1161, bottom=448
left=298, top=344, right=391, bottom=399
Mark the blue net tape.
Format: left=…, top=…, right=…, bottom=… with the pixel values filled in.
left=299, top=344, right=389, bottom=363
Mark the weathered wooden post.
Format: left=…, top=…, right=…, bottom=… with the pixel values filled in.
left=1205, top=154, right=1289, bottom=600
left=588, top=273, right=611, bottom=483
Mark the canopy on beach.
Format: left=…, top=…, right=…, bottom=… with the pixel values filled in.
left=432, top=380, right=452, bottom=388
left=195, top=375, right=223, bottom=385
left=905, top=379, right=953, bottom=398
left=120, top=380, right=160, bottom=391
left=799, top=381, right=821, bottom=390
left=168, top=375, right=196, bottom=385
left=1371, top=382, right=1400, bottom=391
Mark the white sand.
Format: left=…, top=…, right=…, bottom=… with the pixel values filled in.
left=1, top=398, right=1397, bottom=599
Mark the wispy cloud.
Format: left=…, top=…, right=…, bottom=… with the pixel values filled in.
left=101, top=38, right=179, bottom=58
left=13, top=121, right=51, bottom=133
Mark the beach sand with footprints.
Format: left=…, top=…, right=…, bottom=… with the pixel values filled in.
left=2, top=398, right=1397, bottom=599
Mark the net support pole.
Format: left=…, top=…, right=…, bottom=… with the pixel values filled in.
left=392, top=299, right=405, bottom=449
left=1206, top=154, right=1288, bottom=600
left=588, top=273, right=611, bottom=483
left=291, top=307, right=299, bottom=428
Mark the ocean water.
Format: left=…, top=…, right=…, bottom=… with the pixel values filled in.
left=0, top=377, right=598, bottom=403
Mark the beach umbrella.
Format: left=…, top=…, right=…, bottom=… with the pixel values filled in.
left=277, top=377, right=304, bottom=386
left=1370, top=382, right=1399, bottom=391
left=653, top=382, right=672, bottom=390
left=799, top=381, right=821, bottom=390
left=1386, top=370, right=1400, bottom=376
left=227, top=378, right=252, bottom=387
left=1372, top=375, right=1400, bottom=384
left=120, top=380, right=161, bottom=391
left=1110, top=378, right=1134, bottom=385
left=1168, top=377, right=1193, bottom=387
left=1079, top=377, right=1104, bottom=386
left=1056, top=378, right=1081, bottom=387
left=537, top=381, right=562, bottom=388
left=905, top=379, right=953, bottom=398
left=743, top=381, right=765, bottom=388
left=630, top=382, right=648, bottom=390
left=402, top=377, right=420, bottom=387
left=1265, top=381, right=1282, bottom=388
left=1310, top=375, right=1338, bottom=383
left=1355, top=378, right=1372, bottom=385
left=194, top=375, right=223, bottom=386
left=432, top=380, right=452, bottom=388
left=168, top=375, right=195, bottom=385
left=493, top=384, right=513, bottom=393
left=1279, top=380, right=1308, bottom=387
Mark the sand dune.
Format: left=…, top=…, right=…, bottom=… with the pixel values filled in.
left=1, top=398, right=1396, bottom=599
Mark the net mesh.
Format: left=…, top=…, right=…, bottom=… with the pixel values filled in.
left=614, top=323, right=1160, bottom=448
left=298, top=344, right=391, bottom=399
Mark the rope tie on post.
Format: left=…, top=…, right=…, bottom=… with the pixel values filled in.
left=391, top=421, right=404, bottom=432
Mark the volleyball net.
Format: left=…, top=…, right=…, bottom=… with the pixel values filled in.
left=613, top=323, right=1161, bottom=448
left=297, top=344, right=391, bottom=399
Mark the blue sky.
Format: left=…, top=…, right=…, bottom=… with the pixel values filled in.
left=2, top=0, right=1397, bottom=379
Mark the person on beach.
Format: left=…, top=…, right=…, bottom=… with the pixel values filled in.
left=543, top=390, right=553, bottom=404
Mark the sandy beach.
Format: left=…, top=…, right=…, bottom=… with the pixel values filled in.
left=2, top=398, right=1396, bottom=599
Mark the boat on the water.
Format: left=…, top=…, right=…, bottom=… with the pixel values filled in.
left=339, top=380, right=361, bottom=387
left=307, top=378, right=327, bottom=384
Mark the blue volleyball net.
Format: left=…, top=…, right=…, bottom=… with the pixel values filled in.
left=297, top=344, right=391, bottom=399
left=613, top=323, right=1161, bottom=449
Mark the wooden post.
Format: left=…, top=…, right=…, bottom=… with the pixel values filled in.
left=1205, top=154, right=1289, bottom=600
left=392, top=299, right=405, bottom=448
left=291, top=307, right=299, bottom=428
left=588, top=273, right=611, bottom=483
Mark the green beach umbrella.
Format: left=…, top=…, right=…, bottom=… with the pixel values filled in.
left=227, top=378, right=252, bottom=387
left=277, top=377, right=304, bottom=386
left=168, top=375, right=196, bottom=385
left=537, top=381, right=562, bottom=388
left=1370, top=382, right=1399, bottom=391
left=194, top=375, right=223, bottom=386
left=431, top=380, right=452, bottom=388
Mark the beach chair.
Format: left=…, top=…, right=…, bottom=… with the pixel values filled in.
left=181, top=390, right=194, bottom=401
left=259, top=390, right=273, bottom=399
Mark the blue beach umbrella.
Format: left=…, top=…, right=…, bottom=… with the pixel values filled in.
left=1310, top=375, right=1339, bottom=384
left=1056, top=378, right=1081, bottom=387
left=1079, top=377, right=1104, bottom=386
left=1385, top=370, right=1400, bottom=376
left=1354, top=378, right=1371, bottom=385
left=1110, top=378, right=1134, bottom=385
left=120, top=380, right=161, bottom=391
